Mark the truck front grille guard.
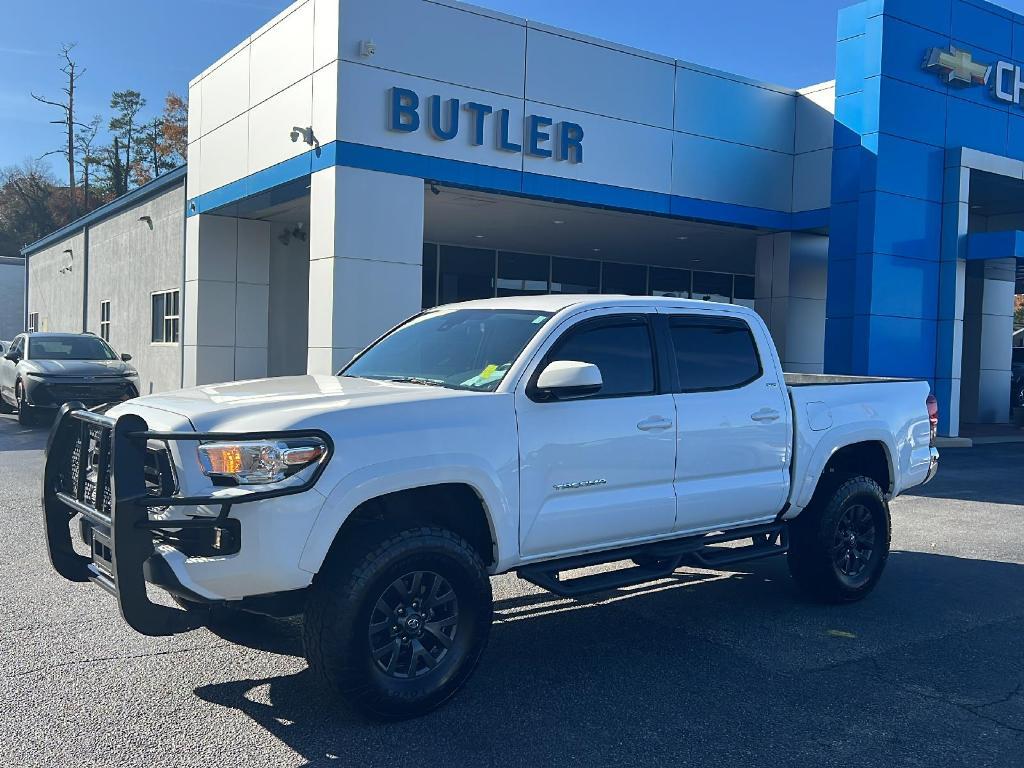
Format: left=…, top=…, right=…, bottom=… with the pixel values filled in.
left=42, top=402, right=333, bottom=636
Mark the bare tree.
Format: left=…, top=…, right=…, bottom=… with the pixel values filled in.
left=74, top=115, right=103, bottom=211
left=31, top=43, right=87, bottom=218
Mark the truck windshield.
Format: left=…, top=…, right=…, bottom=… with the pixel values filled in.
left=342, top=308, right=553, bottom=391
left=28, top=336, right=118, bottom=361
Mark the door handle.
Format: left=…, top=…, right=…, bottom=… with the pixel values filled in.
left=637, top=416, right=673, bottom=432
left=750, top=408, right=781, bottom=423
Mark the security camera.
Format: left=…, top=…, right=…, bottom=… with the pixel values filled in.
left=429, top=182, right=441, bottom=196
left=290, top=126, right=317, bottom=146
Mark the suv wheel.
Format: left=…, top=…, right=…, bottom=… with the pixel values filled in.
left=303, top=526, right=493, bottom=720
left=16, top=381, right=35, bottom=426
left=787, top=475, right=890, bottom=603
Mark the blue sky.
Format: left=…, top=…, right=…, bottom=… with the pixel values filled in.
left=3, top=0, right=1024, bottom=175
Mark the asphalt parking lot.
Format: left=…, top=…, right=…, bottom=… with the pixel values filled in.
left=1, top=412, right=1022, bottom=767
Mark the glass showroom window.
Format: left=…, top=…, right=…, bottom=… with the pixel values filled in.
left=99, top=300, right=111, bottom=341
left=151, top=290, right=180, bottom=344
left=650, top=267, right=691, bottom=298
left=692, top=271, right=732, bottom=303
left=552, top=257, right=600, bottom=294
left=733, top=275, right=755, bottom=309
left=438, top=245, right=495, bottom=304
left=422, top=244, right=439, bottom=308
left=497, top=251, right=549, bottom=296
left=601, top=262, right=647, bottom=295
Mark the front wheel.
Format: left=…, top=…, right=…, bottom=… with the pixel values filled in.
left=787, top=475, right=890, bottom=603
left=15, top=381, right=35, bottom=426
left=303, top=527, right=493, bottom=720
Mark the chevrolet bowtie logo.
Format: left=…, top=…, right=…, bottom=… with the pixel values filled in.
left=924, top=46, right=991, bottom=86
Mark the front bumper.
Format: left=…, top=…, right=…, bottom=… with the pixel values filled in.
left=42, top=403, right=332, bottom=636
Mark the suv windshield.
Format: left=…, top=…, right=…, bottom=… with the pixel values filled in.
left=29, top=335, right=118, bottom=361
left=343, top=308, right=553, bottom=391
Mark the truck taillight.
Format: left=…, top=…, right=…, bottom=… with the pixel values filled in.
left=926, top=394, right=939, bottom=445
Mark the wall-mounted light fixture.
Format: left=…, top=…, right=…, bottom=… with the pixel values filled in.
left=139, top=215, right=153, bottom=230
left=59, top=248, right=73, bottom=274
left=290, top=126, right=318, bottom=148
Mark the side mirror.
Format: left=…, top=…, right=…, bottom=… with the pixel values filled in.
left=4, top=351, right=19, bottom=363
left=121, top=353, right=133, bottom=362
left=535, top=360, right=602, bottom=400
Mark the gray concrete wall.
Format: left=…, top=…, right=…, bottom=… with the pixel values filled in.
left=0, top=257, right=25, bottom=339
left=27, top=232, right=86, bottom=333
left=86, top=184, right=185, bottom=395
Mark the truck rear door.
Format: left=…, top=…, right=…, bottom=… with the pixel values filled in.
left=661, top=311, right=791, bottom=533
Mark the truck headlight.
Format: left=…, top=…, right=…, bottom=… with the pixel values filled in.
left=197, top=438, right=327, bottom=485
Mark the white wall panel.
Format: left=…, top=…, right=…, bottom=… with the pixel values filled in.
left=247, top=77, right=313, bottom=175
left=249, top=1, right=314, bottom=107
left=198, top=115, right=248, bottom=195
left=187, top=81, right=202, bottom=144
left=673, top=133, right=793, bottom=210
left=339, top=0, right=526, bottom=97
left=675, top=67, right=795, bottom=154
left=237, top=219, right=271, bottom=284
left=313, top=0, right=340, bottom=70
left=200, top=49, right=250, bottom=136
left=522, top=102, right=673, bottom=193
left=792, top=149, right=832, bottom=212
left=339, top=63, right=526, bottom=171
left=312, top=61, right=340, bottom=146
left=525, top=29, right=674, bottom=128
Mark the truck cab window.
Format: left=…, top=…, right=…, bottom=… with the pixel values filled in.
left=670, top=316, right=762, bottom=392
left=547, top=317, right=655, bottom=398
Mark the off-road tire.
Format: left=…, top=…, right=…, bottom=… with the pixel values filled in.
left=303, top=526, right=493, bottom=720
left=787, top=475, right=890, bottom=604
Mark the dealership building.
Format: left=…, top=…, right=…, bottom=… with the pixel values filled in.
left=20, top=0, right=1024, bottom=435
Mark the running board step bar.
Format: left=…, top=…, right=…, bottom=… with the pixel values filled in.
left=517, top=522, right=788, bottom=598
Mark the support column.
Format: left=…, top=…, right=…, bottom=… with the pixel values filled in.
left=183, top=214, right=270, bottom=386
left=755, top=232, right=828, bottom=373
left=934, top=158, right=969, bottom=436
left=960, top=258, right=1015, bottom=425
left=307, top=166, right=424, bottom=374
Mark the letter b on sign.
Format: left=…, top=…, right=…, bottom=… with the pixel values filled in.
left=390, top=87, right=419, bottom=132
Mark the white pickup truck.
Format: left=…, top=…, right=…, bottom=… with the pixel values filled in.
left=43, top=295, right=939, bottom=719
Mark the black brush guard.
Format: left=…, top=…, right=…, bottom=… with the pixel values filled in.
left=42, top=402, right=332, bottom=636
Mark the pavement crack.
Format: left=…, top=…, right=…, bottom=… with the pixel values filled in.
left=13, top=642, right=234, bottom=678
left=866, top=657, right=1024, bottom=735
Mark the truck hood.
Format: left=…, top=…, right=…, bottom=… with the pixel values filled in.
left=23, top=358, right=134, bottom=377
left=111, top=374, right=480, bottom=432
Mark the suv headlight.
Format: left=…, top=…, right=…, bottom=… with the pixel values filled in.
left=197, top=437, right=327, bottom=485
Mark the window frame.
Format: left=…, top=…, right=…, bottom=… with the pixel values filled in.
left=665, top=313, right=764, bottom=394
left=99, top=300, right=111, bottom=342
left=526, top=313, right=664, bottom=403
left=151, top=289, right=180, bottom=345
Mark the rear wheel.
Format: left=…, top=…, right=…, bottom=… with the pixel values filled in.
left=303, top=527, right=493, bottom=720
left=787, top=475, right=890, bottom=603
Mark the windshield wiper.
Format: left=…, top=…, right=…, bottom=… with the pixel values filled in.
left=383, top=376, right=447, bottom=387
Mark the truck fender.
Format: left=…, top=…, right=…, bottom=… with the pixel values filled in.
left=788, top=423, right=896, bottom=517
left=297, top=454, right=514, bottom=575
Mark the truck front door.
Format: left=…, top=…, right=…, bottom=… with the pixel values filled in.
left=515, top=311, right=678, bottom=558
